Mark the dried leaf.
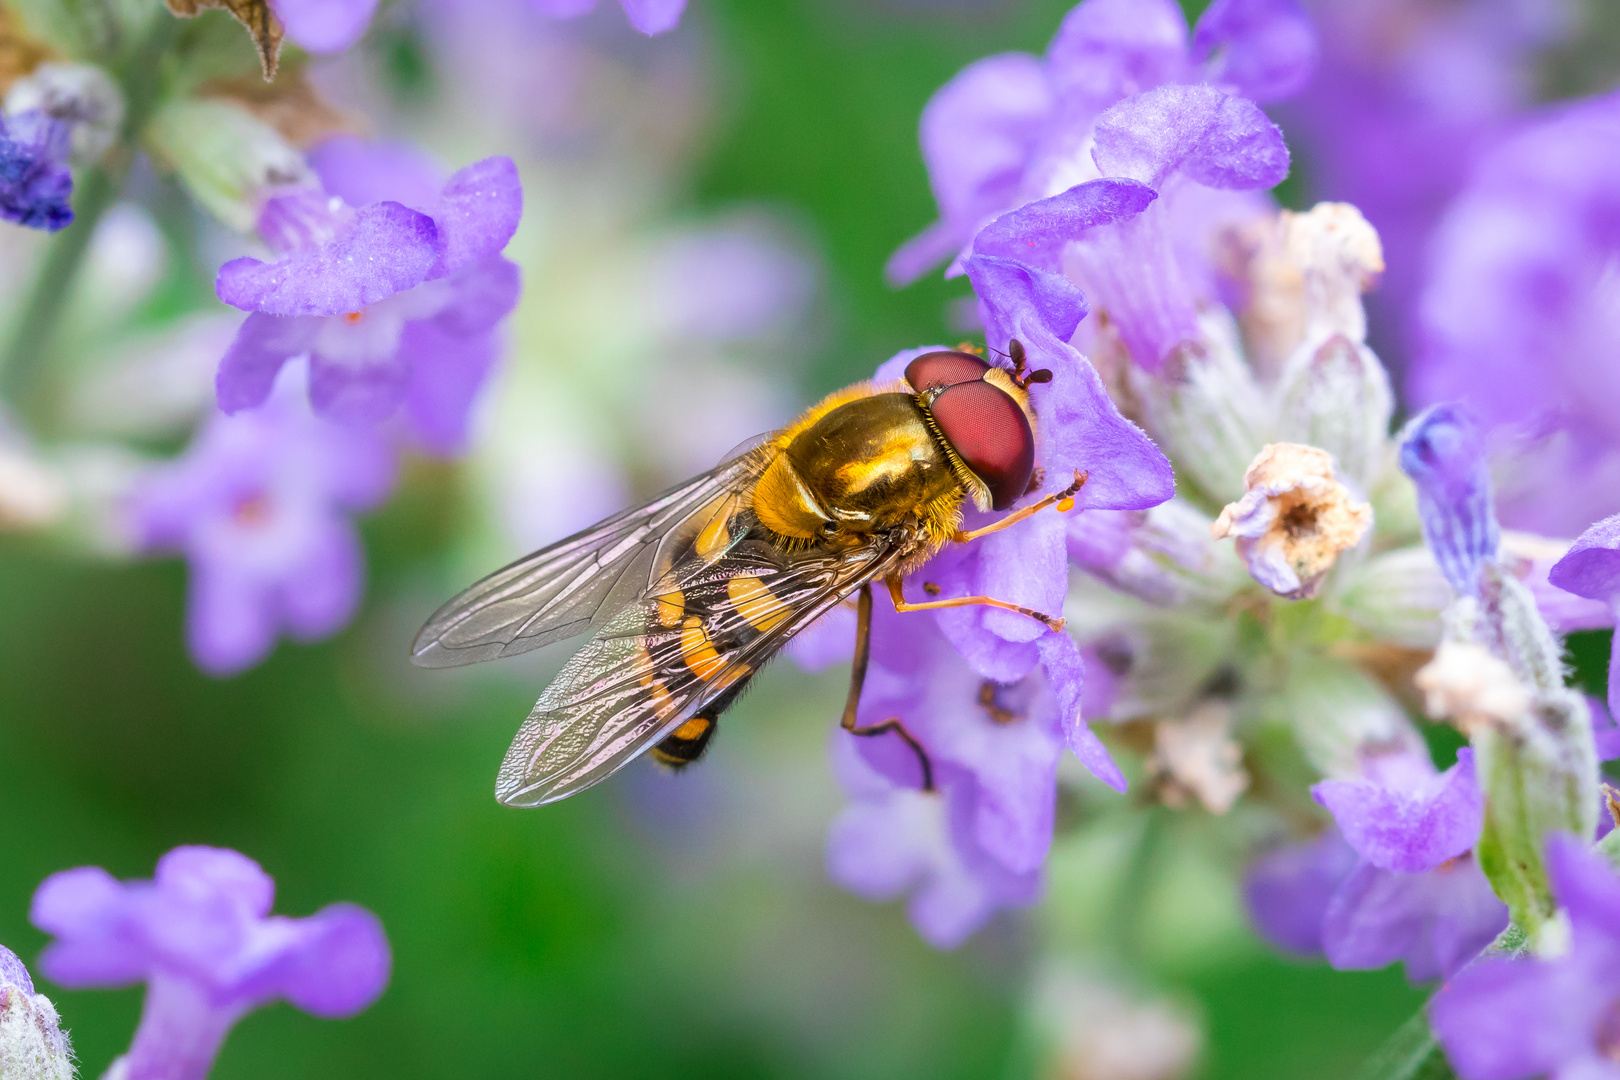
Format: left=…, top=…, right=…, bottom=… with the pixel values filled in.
left=165, top=0, right=284, bottom=80
left=0, top=8, right=53, bottom=96
left=200, top=71, right=362, bottom=147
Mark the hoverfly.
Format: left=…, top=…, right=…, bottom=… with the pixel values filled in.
left=411, top=341, right=1087, bottom=806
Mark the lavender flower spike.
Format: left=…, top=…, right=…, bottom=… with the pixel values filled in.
left=1549, top=512, right=1620, bottom=721
left=31, top=846, right=390, bottom=1080
left=0, top=109, right=73, bottom=232
left=0, top=945, right=74, bottom=1080
left=1430, top=834, right=1620, bottom=1080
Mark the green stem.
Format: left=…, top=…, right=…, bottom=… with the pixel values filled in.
left=0, top=12, right=178, bottom=411
left=1109, top=805, right=1167, bottom=967
left=0, top=164, right=120, bottom=403
left=1351, top=1009, right=1455, bottom=1080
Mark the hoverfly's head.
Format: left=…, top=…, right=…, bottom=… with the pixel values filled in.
left=905, top=347, right=1040, bottom=511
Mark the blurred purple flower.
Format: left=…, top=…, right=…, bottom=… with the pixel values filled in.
left=0, top=109, right=73, bottom=232
left=215, top=138, right=522, bottom=449
left=271, top=0, right=379, bottom=53
left=1399, top=404, right=1499, bottom=598
left=529, top=0, right=686, bottom=36
left=31, top=846, right=389, bottom=1080
left=1282, top=0, right=1573, bottom=382
left=1430, top=834, right=1620, bottom=1080
left=1245, top=749, right=1508, bottom=981
left=827, top=732, right=1041, bottom=949
left=1409, top=90, right=1620, bottom=535
left=1244, top=828, right=1358, bottom=955
left=887, top=0, right=1311, bottom=286
left=1550, top=513, right=1620, bottom=719
left=129, top=370, right=395, bottom=676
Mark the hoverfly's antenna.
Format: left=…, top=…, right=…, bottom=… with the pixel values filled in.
left=1006, top=338, right=1052, bottom=390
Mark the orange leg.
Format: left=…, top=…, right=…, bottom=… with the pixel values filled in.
left=842, top=583, right=935, bottom=791
left=950, top=470, right=1088, bottom=544
left=886, top=576, right=1065, bottom=633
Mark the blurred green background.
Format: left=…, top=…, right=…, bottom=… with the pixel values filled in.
left=5, top=0, right=1564, bottom=1076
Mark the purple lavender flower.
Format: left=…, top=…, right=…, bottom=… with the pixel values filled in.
left=887, top=0, right=1312, bottom=286
left=129, top=370, right=395, bottom=676
left=0, top=109, right=73, bottom=232
left=271, top=0, right=379, bottom=53
left=1311, top=749, right=1507, bottom=982
left=1550, top=512, right=1620, bottom=719
left=215, top=137, right=522, bottom=447
left=1399, top=404, right=1499, bottom=598
left=528, top=0, right=686, bottom=36
left=1429, top=833, right=1620, bottom=1080
left=31, top=846, right=390, bottom=1080
left=827, top=729, right=1042, bottom=950
left=825, top=570, right=1128, bottom=946
left=1244, top=749, right=1508, bottom=981
left=1243, top=828, right=1358, bottom=955
left=1409, top=90, right=1620, bottom=536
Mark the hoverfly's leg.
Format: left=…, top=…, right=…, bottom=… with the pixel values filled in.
left=841, top=582, right=936, bottom=792
left=950, top=469, right=1088, bottom=544
left=886, top=575, right=1065, bottom=633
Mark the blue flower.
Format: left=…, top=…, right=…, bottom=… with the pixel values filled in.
left=0, top=110, right=72, bottom=232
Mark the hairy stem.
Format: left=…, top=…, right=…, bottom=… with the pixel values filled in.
left=1351, top=1010, right=1455, bottom=1080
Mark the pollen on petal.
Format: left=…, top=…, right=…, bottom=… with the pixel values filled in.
left=1211, top=442, right=1373, bottom=600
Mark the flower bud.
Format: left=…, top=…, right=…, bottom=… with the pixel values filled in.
left=0, top=945, right=74, bottom=1080
left=4, top=62, right=123, bottom=166
left=1284, top=202, right=1384, bottom=347
left=1329, top=547, right=1449, bottom=648
left=1266, top=656, right=1425, bottom=779
left=1423, top=566, right=1600, bottom=937
left=1131, top=310, right=1270, bottom=506
left=145, top=98, right=314, bottom=232
left=1275, top=334, right=1392, bottom=492
left=1068, top=500, right=1247, bottom=611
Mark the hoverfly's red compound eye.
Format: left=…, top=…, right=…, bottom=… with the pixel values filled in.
left=904, top=350, right=992, bottom=394
left=929, top=380, right=1036, bottom=510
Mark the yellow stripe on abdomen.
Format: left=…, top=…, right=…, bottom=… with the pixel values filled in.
left=678, top=615, right=751, bottom=689
left=726, top=575, right=792, bottom=634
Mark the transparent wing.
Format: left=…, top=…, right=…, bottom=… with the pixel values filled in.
left=410, top=449, right=767, bottom=669
left=495, top=530, right=904, bottom=806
